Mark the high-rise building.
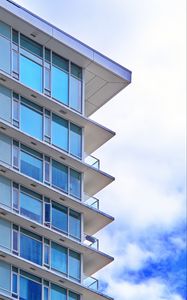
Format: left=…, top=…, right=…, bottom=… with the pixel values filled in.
left=0, top=1, right=131, bottom=299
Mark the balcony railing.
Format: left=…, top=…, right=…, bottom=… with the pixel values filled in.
left=83, top=194, right=99, bottom=210
left=84, top=234, right=99, bottom=250
left=85, top=155, right=100, bottom=170
left=84, top=276, right=99, bottom=291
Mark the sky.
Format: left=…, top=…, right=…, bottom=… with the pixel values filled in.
left=12, top=0, right=186, bottom=299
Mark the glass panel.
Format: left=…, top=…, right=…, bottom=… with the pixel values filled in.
left=70, top=123, right=82, bottom=158
left=13, top=99, right=19, bottom=126
left=44, top=160, right=50, bottom=183
left=44, top=244, right=50, bottom=266
left=70, top=169, right=81, bottom=199
left=52, top=53, right=68, bottom=72
left=0, top=261, right=11, bottom=296
left=52, top=202, right=68, bottom=233
left=0, top=175, right=11, bottom=208
left=70, top=76, right=82, bottom=112
left=20, top=55, right=42, bottom=93
left=44, top=67, right=51, bottom=91
left=71, top=63, right=82, bottom=79
left=45, top=203, right=51, bottom=225
left=12, top=273, right=18, bottom=294
left=0, top=133, right=12, bottom=165
left=20, top=34, right=43, bottom=58
left=13, top=186, right=19, bottom=210
left=0, top=218, right=11, bottom=251
left=51, top=284, right=67, bottom=300
left=20, top=100, right=43, bottom=140
left=20, top=275, right=42, bottom=300
left=52, top=160, right=68, bottom=192
left=44, top=287, right=49, bottom=300
left=52, top=66, right=68, bottom=105
left=45, top=48, right=50, bottom=62
left=12, top=50, right=19, bottom=74
left=52, top=114, right=68, bottom=151
left=0, top=21, right=10, bottom=39
left=69, top=210, right=81, bottom=240
left=20, top=147, right=43, bottom=182
left=0, top=35, right=11, bottom=74
left=51, top=242, right=67, bottom=274
left=0, top=84, right=11, bottom=123
left=69, top=250, right=81, bottom=281
left=20, top=191, right=42, bottom=223
left=13, top=143, right=19, bottom=169
left=44, top=114, right=51, bottom=140
left=12, top=29, right=18, bottom=44
left=69, top=291, right=80, bottom=300
left=13, top=230, right=18, bottom=253
left=20, top=232, right=42, bottom=265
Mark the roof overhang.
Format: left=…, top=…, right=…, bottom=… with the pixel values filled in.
left=0, top=0, right=131, bottom=117
left=0, top=71, right=115, bottom=156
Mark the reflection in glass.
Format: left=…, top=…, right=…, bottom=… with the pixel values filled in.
left=52, top=66, right=68, bottom=105
left=20, top=231, right=42, bottom=265
left=52, top=202, right=68, bottom=233
left=20, top=146, right=43, bottom=182
left=70, top=123, right=82, bottom=158
left=52, top=114, right=68, bottom=151
left=70, top=76, right=82, bottom=112
left=20, top=55, right=42, bottom=93
left=70, top=169, right=81, bottom=199
left=52, top=160, right=68, bottom=192
left=20, top=275, right=42, bottom=300
left=20, top=191, right=42, bottom=223
left=51, top=242, right=67, bottom=274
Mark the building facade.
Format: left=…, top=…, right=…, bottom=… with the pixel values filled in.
left=0, top=1, right=131, bottom=299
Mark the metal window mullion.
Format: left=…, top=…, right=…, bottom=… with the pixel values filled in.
left=81, top=68, right=85, bottom=115
left=68, top=60, right=71, bottom=107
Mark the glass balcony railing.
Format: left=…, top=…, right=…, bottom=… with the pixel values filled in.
left=85, top=155, right=100, bottom=169
left=84, top=234, right=99, bottom=250
left=83, top=194, right=99, bottom=209
left=84, top=276, right=99, bottom=291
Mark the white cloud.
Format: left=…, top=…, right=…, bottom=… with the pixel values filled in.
left=105, top=279, right=184, bottom=300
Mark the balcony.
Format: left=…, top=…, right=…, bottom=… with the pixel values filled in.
left=84, top=276, right=99, bottom=291
left=84, top=193, right=100, bottom=209
left=85, top=155, right=100, bottom=169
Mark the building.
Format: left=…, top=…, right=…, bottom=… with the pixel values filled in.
left=0, top=0, right=131, bottom=299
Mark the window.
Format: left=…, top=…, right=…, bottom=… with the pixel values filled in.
left=20, top=187, right=43, bottom=223
left=51, top=242, right=67, bottom=274
left=0, top=21, right=11, bottom=74
left=69, top=210, right=81, bottom=240
left=20, top=229, right=42, bottom=265
left=20, top=145, right=43, bottom=182
left=20, top=98, right=43, bottom=140
left=52, top=202, right=68, bottom=233
left=69, top=291, right=80, bottom=300
left=70, top=169, right=81, bottom=199
left=51, top=284, right=67, bottom=300
left=70, top=63, right=82, bottom=112
left=70, top=123, right=82, bottom=158
left=20, top=273, right=42, bottom=300
left=20, top=55, right=43, bottom=93
left=0, top=84, right=11, bottom=123
left=52, top=114, right=68, bottom=151
left=69, top=250, right=81, bottom=281
left=52, top=66, right=68, bottom=104
left=52, top=160, right=68, bottom=192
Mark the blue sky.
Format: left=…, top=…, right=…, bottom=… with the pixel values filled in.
left=13, top=1, right=186, bottom=299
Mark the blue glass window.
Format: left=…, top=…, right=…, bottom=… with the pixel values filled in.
left=52, top=114, right=68, bottom=151
left=20, top=98, right=43, bottom=140
left=52, top=160, right=68, bottom=192
left=20, top=187, right=42, bottom=223
left=12, top=273, right=18, bottom=294
left=51, top=284, right=66, bottom=300
left=70, top=169, right=81, bottom=199
left=69, top=250, right=81, bottom=281
left=20, top=34, right=43, bottom=58
left=70, top=123, right=82, bottom=158
left=69, top=210, right=81, bottom=240
left=51, top=242, right=67, bottom=274
left=52, top=66, right=68, bottom=105
left=52, top=202, right=68, bottom=233
left=20, top=55, right=42, bottom=93
left=20, top=275, right=42, bottom=300
left=20, top=145, right=43, bottom=182
left=70, top=76, right=82, bottom=112
left=0, top=20, right=11, bottom=39
left=69, top=291, right=80, bottom=300
left=20, top=229, right=42, bottom=265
